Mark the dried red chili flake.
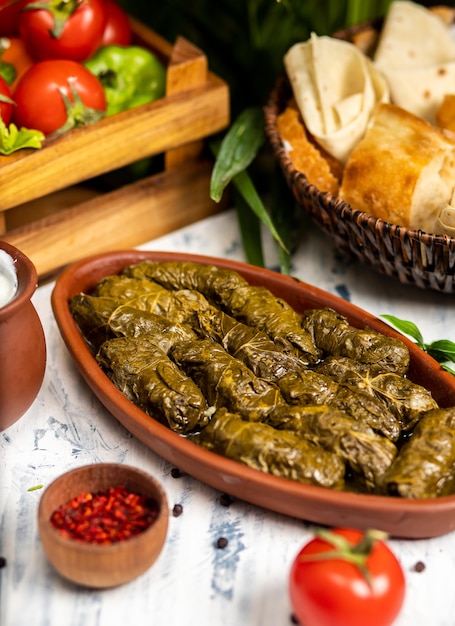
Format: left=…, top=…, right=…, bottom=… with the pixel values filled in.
left=50, top=485, right=159, bottom=545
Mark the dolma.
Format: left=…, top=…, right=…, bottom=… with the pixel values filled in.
left=95, top=274, right=168, bottom=302
left=196, top=408, right=345, bottom=489
left=70, top=293, right=197, bottom=353
left=224, top=285, right=320, bottom=364
left=302, top=308, right=410, bottom=375
left=96, top=336, right=212, bottom=434
left=122, top=260, right=249, bottom=305
left=266, top=404, right=397, bottom=492
left=276, top=370, right=401, bottom=441
left=196, top=306, right=306, bottom=380
left=315, top=356, right=438, bottom=432
left=70, top=294, right=120, bottom=350
left=170, top=338, right=285, bottom=422
left=124, top=260, right=320, bottom=364
left=315, top=355, right=388, bottom=380
left=384, top=407, right=455, bottom=498
left=95, top=274, right=212, bottom=327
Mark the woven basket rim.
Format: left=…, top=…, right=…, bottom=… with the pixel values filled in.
left=264, top=73, right=455, bottom=250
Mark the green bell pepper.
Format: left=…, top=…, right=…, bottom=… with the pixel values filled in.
left=84, top=45, right=166, bottom=117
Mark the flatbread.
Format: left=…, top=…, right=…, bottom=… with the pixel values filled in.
left=277, top=105, right=341, bottom=195
left=373, top=1, right=455, bottom=124
left=339, top=103, right=455, bottom=234
left=436, top=94, right=455, bottom=132
left=284, top=33, right=389, bottom=164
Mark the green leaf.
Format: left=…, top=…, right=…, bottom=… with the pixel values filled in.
left=231, top=168, right=288, bottom=253
left=426, top=340, right=455, bottom=364
left=209, top=135, right=288, bottom=257
left=0, top=119, right=45, bottom=155
left=381, top=315, right=425, bottom=348
left=210, top=106, right=265, bottom=202
left=0, top=59, right=16, bottom=86
left=233, top=186, right=264, bottom=267
left=268, top=163, right=298, bottom=274
left=381, top=314, right=455, bottom=374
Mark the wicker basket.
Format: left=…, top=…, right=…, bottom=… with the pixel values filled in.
left=264, top=18, right=455, bottom=294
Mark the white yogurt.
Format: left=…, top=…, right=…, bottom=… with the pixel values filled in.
left=0, top=250, right=18, bottom=307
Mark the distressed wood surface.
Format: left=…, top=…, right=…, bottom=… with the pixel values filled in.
left=1, top=211, right=455, bottom=626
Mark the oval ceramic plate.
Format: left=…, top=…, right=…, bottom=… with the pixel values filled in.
left=52, top=251, right=455, bottom=538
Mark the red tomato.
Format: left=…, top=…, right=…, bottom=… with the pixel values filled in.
left=13, top=59, right=106, bottom=135
left=0, top=75, right=13, bottom=124
left=18, top=0, right=106, bottom=62
left=289, top=528, right=405, bottom=626
left=0, top=0, right=28, bottom=36
left=100, top=0, right=131, bottom=46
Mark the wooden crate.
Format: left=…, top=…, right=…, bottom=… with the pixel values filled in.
left=0, top=17, right=230, bottom=279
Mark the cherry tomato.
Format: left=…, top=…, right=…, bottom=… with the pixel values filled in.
left=100, top=0, right=131, bottom=46
left=0, top=74, right=13, bottom=124
left=18, top=0, right=106, bottom=62
left=0, top=0, right=28, bottom=36
left=0, top=37, right=34, bottom=90
left=13, top=59, right=106, bottom=135
left=289, top=528, right=406, bottom=626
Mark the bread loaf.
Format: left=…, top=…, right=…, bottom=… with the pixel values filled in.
left=339, top=103, right=455, bottom=233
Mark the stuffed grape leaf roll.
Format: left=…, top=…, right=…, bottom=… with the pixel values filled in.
left=70, top=294, right=120, bottom=350
left=70, top=294, right=197, bottom=353
left=276, top=370, right=401, bottom=441
left=383, top=407, right=455, bottom=498
left=266, top=404, right=397, bottom=492
left=302, top=308, right=410, bottom=375
left=196, top=306, right=306, bottom=380
left=96, top=336, right=212, bottom=434
left=94, top=274, right=211, bottom=327
left=122, top=260, right=249, bottom=305
left=123, top=260, right=320, bottom=364
left=224, top=285, right=320, bottom=364
left=170, top=338, right=285, bottom=422
left=315, top=356, right=438, bottom=432
left=196, top=408, right=345, bottom=488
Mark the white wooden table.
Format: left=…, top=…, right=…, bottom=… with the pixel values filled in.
left=1, top=209, right=455, bottom=626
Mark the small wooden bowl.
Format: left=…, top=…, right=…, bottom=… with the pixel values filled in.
left=38, top=463, right=169, bottom=588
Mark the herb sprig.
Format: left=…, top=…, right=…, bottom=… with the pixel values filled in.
left=381, top=315, right=455, bottom=375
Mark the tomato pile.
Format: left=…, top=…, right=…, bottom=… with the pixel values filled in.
left=289, top=528, right=406, bottom=626
left=0, top=0, right=165, bottom=142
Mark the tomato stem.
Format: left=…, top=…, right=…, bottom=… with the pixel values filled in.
left=298, top=529, right=389, bottom=587
left=22, top=0, right=84, bottom=39
left=51, top=82, right=104, bottom=136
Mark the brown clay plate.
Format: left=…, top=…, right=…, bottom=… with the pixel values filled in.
left=51, top=250, right=455, bottom=538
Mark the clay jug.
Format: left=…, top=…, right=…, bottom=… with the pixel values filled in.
left=0, top=241, right=46, bottom=430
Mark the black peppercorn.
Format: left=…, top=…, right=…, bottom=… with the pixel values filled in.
left=172, top=503, right=183, bottom=517
left=219, top=493, right=234, bottom=507
left=216, top=537, right=228, bottom=549
left=413, top=561, right=426, bottom=573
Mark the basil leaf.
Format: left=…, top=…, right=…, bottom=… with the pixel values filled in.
left=382, top=315, right=455, bottom=374
left=381, top=314, right=425, bottom=348
left=426, top=340, right=455, bottom=363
